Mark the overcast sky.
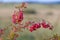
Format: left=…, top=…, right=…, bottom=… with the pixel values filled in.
left=0, top=0, right=60, bottom=3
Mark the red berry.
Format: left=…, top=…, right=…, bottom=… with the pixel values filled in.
left=32, top=26, right=36, bottom=30
left=29, top=27, right=34, bottom=32
left=12, top=13, right=17, bottom=24
left=18, top=10, right=23, bottom=22
left=36, top=23, right=41, bottom=28
left=41, top=20, right=50, bottom=28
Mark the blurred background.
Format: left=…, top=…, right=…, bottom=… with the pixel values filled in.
left=0, top=0, right=60, bottom=40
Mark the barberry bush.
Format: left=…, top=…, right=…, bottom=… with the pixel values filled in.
left=0, top=2, right=54, bottom=40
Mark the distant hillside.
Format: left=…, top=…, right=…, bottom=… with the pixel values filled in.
left=0, top=1, right=60, bottom=5
left=26, top=1, right=60, bottom=4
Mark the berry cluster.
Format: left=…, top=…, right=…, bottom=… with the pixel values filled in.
left=41, top=20, right=53, bottom=30
left=29, top=20, right=53, bottom=32
left=12, top=10, right=23, bottom=24
left=29, top=23, right=41, bottom=32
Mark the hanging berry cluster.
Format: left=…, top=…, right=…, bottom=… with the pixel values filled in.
left=28, top=20, right=53, bottom=32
